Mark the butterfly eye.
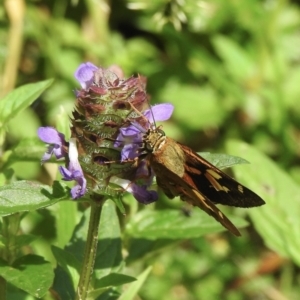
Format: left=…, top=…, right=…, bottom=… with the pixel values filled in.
left=145, top=143, right=153, bottom=152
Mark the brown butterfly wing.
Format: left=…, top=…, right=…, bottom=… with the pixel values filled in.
left=153, top=162, right=241, bottom=236
left=179, top=144, right=265, bottom=208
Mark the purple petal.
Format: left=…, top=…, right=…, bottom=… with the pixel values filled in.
left=38, top=127, right=66, bottom=161
left=114, top=133, right=124, bottom=148
left=121, top=144, right=139, bottom=160
left=59, top=166, right=73, bottom=180
left=74, top=62, right=98, bottom=89
left=109, top=176, right=157, bottom=204
left=144, top=103, right=174, bottom=122
left=120, top=126, right=141, bottom=137
left=128, top=121, right=147, bottom=134
left=38, top=127, right=65, bottom=145
left=114, top=126, right=142, bottom=149
left=41, top=145, right=55, bottom=162
left=131, top=184, right=158, bottom=204
left=58, top=139, right=87, bottom=199
left=135, top=161, right=154, bottom=186
left=71, top=177, right=87, bottom=199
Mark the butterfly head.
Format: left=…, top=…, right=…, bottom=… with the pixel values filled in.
left=143, top=127, right=166, bottom=153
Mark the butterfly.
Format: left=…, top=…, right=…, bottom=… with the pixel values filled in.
left=141, top=126, right=265, bottom=236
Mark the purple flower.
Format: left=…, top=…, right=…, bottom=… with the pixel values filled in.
left=38, top=127, right=66, bottom=162
left=59, top=138, right=87, bottom=199
left=38, top=127, right=87, bottom=199
left=74, top=62, right=98, bottom=89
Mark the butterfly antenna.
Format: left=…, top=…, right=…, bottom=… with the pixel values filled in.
left=127, top=100, right=154, bottom=133
left=147, top=97, right=156, bottom=129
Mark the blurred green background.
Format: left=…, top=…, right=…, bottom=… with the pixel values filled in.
left=2, top=0, right=300, bottom=299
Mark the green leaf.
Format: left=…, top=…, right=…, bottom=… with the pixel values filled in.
left=0, top=255, right=54, bottom=298
left=51, top=245, right=80, bottom=291
left=200, top=152, right=249, bottom=169
left=118, top=266, right=152, bottom=300
left=125, top=209, right=248, bottom=240
left=0, top=180, right=70, bottom=216
left=65, top=200, right=123, bottom=282
left=0, top=79, right=53, bottom=126
left=10, top=234, right=37, bottom=250
left=51, top=265, right=75, bottom=300
left=95, top=273, right=136, bottom=288
left=94, top=200, right=123, bottom=280
left=88, top=273, right=137, bottom=298
left=212, top=35, right=255, bottom=83
left=55, top=200, right=78, bottom=248
left=226, top=140, right=300, bottom=266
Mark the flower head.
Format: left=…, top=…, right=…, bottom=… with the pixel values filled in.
left=38, top=62, right=174, bottom=205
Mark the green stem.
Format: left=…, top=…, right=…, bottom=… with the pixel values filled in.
left=76, top=200, right=105, bottom=300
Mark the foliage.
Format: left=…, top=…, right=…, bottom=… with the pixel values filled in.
left=1, top=0, right=300, bottom=299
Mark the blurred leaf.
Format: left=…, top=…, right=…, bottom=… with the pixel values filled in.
left=4, top=138, right=45, bottom=167
left=7, top=108, right=40, bottom=141
left=125, top=238, right=178, bottom=264
left=125, top=209, right=248, bottom=240
left=159, top=81, right=226, bottom=129
left=10, top=234, right=37, bottom=250
left=200, top=152, right=249, bottom=169
left=0, top=79, right=53, bottom=127
left=227, top=140, right=300, bottom=266
left=212, top=35, right=255, bottom=83
left=51, top=245, right=80, bottom=291
left=0, top=255, right=53, bottom=298
left=118, top=266, right=152, bottom=300
left=0, top=181, right=70, bottom=216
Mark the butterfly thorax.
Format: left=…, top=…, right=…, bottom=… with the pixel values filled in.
left=142, top=127, right=166, bottom=153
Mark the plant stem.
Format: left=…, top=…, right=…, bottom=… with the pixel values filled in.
left=76, top=200, right=105, bottom=300
left=2, top=0, right=25, bottom=97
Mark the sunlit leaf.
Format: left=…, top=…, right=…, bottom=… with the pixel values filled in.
left=227, top=140, right=300, bottom=266
left=200, top=152, right=249, bottom=169
left=0, top=79, right=53, bottom=126
left=0, top=181, right=70, bottom=216
left=0, top=255, right=53, bottom=298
